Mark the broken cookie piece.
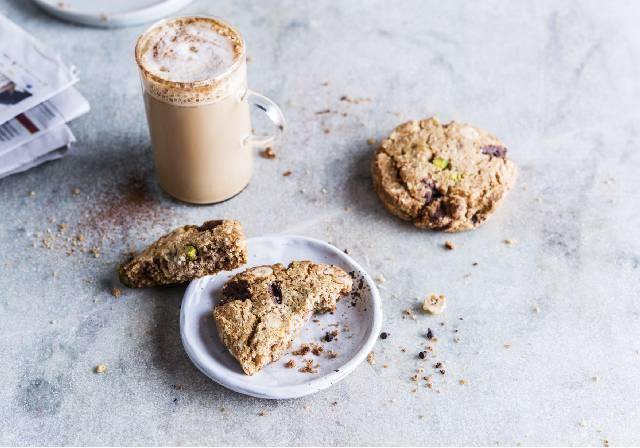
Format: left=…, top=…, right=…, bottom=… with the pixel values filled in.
left=213, top=261, right=353, bottom=375
left=118, top=219, right=247, bottom=288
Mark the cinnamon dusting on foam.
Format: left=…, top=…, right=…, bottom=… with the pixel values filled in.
left=135, top=17, right=245, bottom=106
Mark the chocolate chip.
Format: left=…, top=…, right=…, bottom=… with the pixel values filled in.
left=270, top=282, right=283, bottom=304
left=380, top=332, right=389, bottom=340
left=418, top=351, right=426, bottom=359
left=222, top=279, right=251, bottom=300
left=323, top=332, right=334, bottom=342
left=197, top=220, right=224, bottom=231
left=481, top=145, right=507, bottom=158
left=426, top=328, right=434, bottom=340
left=421, top=179, right=442, bottom=205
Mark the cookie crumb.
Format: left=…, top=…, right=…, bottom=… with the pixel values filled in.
left=258, top=411, right=268, bottom=416
left=402, top=308, right=416, bottom=320
left=285, top=359, right=296, bottom=368
left=458, top=379, right=467, bottom=385
left=423, top=294, right=447, bottom=315
left=311, top=344, right=324, bottom=356
left=111, top=287, right=122, bottom=298
left=298, top=359, right=319, bottom=373
left=367, top=138, right=376, bottom=145
left=375, top=274, right=386, bottom=285
left=326, top=350, right=338, bottom=359
left=444, top=240, right=456, bottom=250
left=292, top=344, right=311, bottom=356
left=366, top=352, right=375, bottom=365
left=504, top=239, right=516, bottom=245
left=282, top=170, right=292, bottom=177
left=94, top=364, right=107, bottom=374
left=323, top=128, right=331, bottom=134
left=504, top=343, right=512, bottom=349
left=259, top=147, right=276, bottom=159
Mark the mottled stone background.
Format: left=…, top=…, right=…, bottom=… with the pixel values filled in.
left=1, top=0, right=639, bottom=445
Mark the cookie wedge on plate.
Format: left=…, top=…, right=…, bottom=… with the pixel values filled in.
left=213, top=261, right=353, bottom=375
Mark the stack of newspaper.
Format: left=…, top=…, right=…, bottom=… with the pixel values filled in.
left=0, top=14, right=89, bottom=179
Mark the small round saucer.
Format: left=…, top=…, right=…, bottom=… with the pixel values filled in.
left=180, top=235, right=382, bottom=399
left=33, top=0, right=193, bottom=28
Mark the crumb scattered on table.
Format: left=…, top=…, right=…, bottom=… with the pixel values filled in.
left=259, top=147, right=276, bottom=159
left=94, top=364, right=107, bottom=374
left=366, top=352, right=375, bottom=365
left=111, top=287, right=122, bottom=298
left=444, top=240, right=456, bottom=250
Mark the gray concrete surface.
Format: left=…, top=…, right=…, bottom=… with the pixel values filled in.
left=1, top=0, right=640, bottom=445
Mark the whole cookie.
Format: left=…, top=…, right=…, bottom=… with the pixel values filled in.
left=372, top=117, right=518, bottom=232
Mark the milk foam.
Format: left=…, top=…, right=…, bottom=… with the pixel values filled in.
left=139, top=18, right=240, bottom=83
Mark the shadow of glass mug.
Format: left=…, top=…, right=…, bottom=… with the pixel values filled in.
left=134, top=16, right=286, bottom=204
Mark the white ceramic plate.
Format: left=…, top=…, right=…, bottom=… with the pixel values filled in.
left=180, top=235, right=382, bottom=399
left=32, top=0, right=193, bottom=28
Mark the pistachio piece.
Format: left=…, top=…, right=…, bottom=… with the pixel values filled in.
left=432, top=157, right=449, bottom=170
left=184, top=245, right=197, bottom=261
left=118, top=265, right=131, bottom=288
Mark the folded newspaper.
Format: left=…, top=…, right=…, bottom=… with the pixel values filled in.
left=0, top=14, right=89, bottom=179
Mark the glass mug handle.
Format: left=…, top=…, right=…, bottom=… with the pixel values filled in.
left=243, top=90, right=286, bottom=149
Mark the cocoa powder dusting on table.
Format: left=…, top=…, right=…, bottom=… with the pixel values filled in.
left=78, top=176, right=173, bottom=243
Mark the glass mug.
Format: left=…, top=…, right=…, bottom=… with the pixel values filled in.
left=134, top=16, right=285, bottom=204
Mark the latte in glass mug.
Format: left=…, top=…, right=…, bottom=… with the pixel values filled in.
left=135, top=16, right=285, bottom=204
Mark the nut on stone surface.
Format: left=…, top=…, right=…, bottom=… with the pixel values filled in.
left=422, top=293, right=447, bottom=315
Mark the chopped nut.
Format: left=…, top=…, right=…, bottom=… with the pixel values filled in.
left=423, top=294, right=447, bottom=315
left=94, top=364, right=107, bottom=374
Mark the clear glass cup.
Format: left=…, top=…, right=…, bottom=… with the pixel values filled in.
left=135, top=16, right=285, bottom=204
